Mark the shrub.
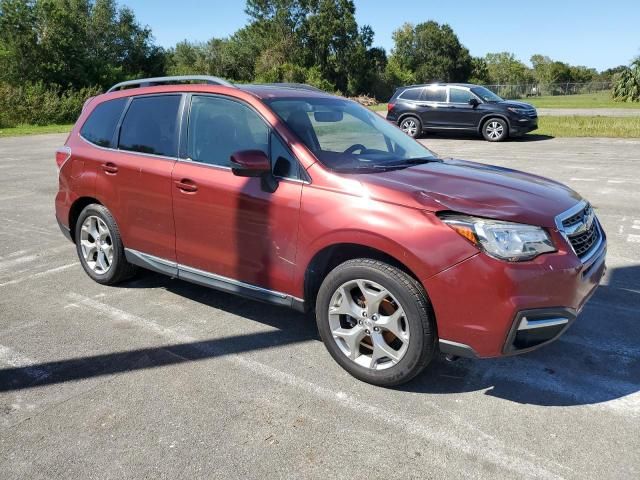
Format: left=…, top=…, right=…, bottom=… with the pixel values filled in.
left=612, top=59, right=640, bottom=102
left=0, top=82, right=102, bottom=128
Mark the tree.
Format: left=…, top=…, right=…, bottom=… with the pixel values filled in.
left=389, top=21, right=472, bottom=83
left=612, top=57, right=640, bottom=102
left=0, top=0, right=165, bottom=89
left=484, top=52, right=530, bottom=84
left=469, top=57, right=490, bottom=84
left=0, top=0, right=40, bottom=84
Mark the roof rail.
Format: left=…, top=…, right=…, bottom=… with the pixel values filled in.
left=258, top=83, right=324, bottom=93
left=107, top=75, right=234, bottom=93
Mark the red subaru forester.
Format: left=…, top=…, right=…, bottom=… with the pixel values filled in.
left=55, top=76, right=607, bottom=386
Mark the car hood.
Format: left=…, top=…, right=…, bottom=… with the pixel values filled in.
left=352, top=159, right=582, bottom=228
left=499, top=100, right=536, bottom=110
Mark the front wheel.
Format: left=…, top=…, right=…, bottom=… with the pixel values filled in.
left=482, top=118, right=508, bottom=142
left=399, top=116, right=422, bottom=139
left=316, top=259, right=436, bottom=387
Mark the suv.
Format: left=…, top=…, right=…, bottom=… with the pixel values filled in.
left=56, top=76, right=605, bottom=386
left=387, top=83, right=538, bottom=141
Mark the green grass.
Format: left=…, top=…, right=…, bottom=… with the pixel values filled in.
left=371, top=91, right=640, bottom=111
left=525, top=91, right=640, bottom=109
left=535, top=116, right=640, bottom=138
left=0, top=124, right=73, bottom=138
left=1, top=116, right=638, bottom=140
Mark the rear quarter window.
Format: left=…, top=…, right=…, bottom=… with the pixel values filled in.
left=80, top=98, right=128, bottom=148
left=398, top=88, right=423, bottom=101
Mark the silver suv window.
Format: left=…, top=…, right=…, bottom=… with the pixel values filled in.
left=449, top=88, right=475, bottom=104
left=423, top=86, right=446, bottom=103
left=398, top=88, right=423, bottom=101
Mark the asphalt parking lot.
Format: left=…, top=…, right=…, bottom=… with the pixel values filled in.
left=1, top=133, right=639, bottom=479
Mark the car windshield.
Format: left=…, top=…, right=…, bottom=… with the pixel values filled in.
left=265, top=97, right=439, bottom=173
left=470, top=86, right=503, bottom=103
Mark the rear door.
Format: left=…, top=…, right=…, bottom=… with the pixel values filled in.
left=417, top=85, right=448, bottom=128
left=94, top=94, right=182, bottom=261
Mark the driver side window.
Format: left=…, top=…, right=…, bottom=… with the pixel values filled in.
left=188, top=96, right=269, bottom=167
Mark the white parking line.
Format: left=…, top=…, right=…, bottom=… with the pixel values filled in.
left=0, top=345, right=49, bottom=381
left=627, top=234, right=640, bottom=243
left=67, top=293, right=568, bottom=479
left=0, top=262, right=78, bottom=288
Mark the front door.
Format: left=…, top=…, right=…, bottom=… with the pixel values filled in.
left=172, top=95, right=303, bottom=295
left=439, top=87, right=485, bottom=129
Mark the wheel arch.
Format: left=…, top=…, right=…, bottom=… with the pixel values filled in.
left=303, top=242, right=423, bottom=313
left=478, top=114, right=511, bottom=134
left=397, top=112, right=421, bottom=127
left=68, top=196, right=103, bottom=243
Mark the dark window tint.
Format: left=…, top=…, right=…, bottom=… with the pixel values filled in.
left=449, top=88, right=474, bottom=103
left=271, top=132, right=300, bottom=179
left=188, top=96, right=269, bottom=167
left=423, top=87, right=446, bottom=102
left=118, top=95, right=181, bottom=157
left=80, top=98, right=127, bottom=147
left=399, top=88, right=423, bottom=101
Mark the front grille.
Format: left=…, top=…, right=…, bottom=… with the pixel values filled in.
left=568, top=223, right=600, bottom=257
left=562, top=204, right=592, bottom=229
left=561, top=204, right=601, bottom=259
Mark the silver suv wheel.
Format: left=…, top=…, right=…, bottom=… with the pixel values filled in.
left=328, top=279, right=410, bottom=370
left=400, top=118, right=419, bottom=137
left=80, top=215, right=113, bottom=274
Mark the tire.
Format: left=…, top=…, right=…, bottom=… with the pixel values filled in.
left=399, top=116, right=422, bottom=139
left=316, top=258, right=436, bottom=387
left=74, top=204, right=137, bottom=285
left=482, top=117, right=508, bottom=142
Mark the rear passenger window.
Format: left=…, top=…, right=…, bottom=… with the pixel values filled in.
left=188, top=96, right=269, bottom=167
left=118, top=95, right=181, bottom=157
left=80, top=98, right=127, bottom=147
left=399, top=88, right=423, bottom=101
left=424, top=87, right=446, bottom=102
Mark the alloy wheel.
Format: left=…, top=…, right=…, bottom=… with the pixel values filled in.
left=485, top=121, right=504, bottom=140
left=80, top=216, right=114, bottom=274
left=401, top=119, right=418, bottom=137
left=328, top=279, right=410, bottom=370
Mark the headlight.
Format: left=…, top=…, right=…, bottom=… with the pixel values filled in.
left=507, top=107, right=527, bottom=114
left=440, top=214, right=556, bottom=261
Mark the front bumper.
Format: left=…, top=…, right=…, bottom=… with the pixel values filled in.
left=510, top=116, right=538, bottom=135
left=427, top=234, right=606, bottom=358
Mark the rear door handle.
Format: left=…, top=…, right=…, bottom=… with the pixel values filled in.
left=175, top=179, right=198, bottom=193
left=102, top=162, right=118, bottom=174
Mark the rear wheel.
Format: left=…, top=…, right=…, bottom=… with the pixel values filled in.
left=75, top=204, right=137, bottom=285
left=316, top=259, right=436, bottom=386
left=399, top=116, right=422, bottom=139
left=482, top=117, right=508, bottom=142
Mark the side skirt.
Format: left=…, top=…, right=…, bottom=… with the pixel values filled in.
left=124, top=248, right=305, bottom=312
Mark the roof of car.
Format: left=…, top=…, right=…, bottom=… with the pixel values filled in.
left=399, top=82, right=479, bottom=90
left=237, top=84, right=333, bottom=99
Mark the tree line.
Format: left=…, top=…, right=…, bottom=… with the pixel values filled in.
left=0, top=0, right=637, bottom=127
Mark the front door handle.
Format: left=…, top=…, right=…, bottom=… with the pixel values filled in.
left=175, top=179, right=198, bottom=193
left=102, top=162, right=118, bottom=174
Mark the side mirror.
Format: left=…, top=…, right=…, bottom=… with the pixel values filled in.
left=230, top=149, right=278, bottom=193
left=468, top=98, right=480, bottom=108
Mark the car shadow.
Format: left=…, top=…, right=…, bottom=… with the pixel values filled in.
left=423, top=131, right=554, bottom=142
left=1, top=266, right=638, bottom=410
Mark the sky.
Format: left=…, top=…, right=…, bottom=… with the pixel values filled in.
left=124, top=0, right=640, bottom=71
